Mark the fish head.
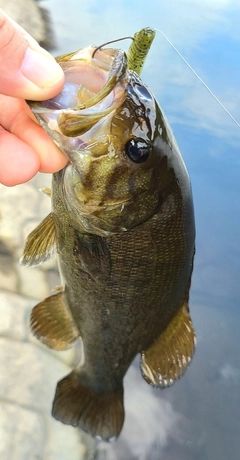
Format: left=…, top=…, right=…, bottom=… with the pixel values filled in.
left=29, top=46, right=174, bottom=236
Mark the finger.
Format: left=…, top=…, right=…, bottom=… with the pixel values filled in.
left=0, top=94, right=68, bottom=176
left=0, top=9, right=64, bottom=101
left=0, top=127, right=40, bottom=185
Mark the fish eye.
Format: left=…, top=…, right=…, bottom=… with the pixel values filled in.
left=125, top=139, right=150, bottom=163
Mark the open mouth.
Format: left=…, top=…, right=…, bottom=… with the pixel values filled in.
left=28, top=46, right=128, bottom=138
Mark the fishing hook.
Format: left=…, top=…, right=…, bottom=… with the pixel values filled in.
left=92, top=36, right=133, bottom=58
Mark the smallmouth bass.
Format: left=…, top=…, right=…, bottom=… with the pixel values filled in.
left=22, top=31, right=196, bottom=441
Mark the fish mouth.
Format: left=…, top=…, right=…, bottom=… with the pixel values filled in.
left=29, top=46, right=128, bottom=140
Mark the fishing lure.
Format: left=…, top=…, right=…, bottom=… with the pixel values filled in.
left=92, top=26, right=239, bottom=127
left=127, top=27, right=156, bottom=75
left=92, top=27, right=156, bottom=77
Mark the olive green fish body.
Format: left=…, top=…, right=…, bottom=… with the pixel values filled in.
left=52, top=154, right=194, bottom=384
left=22, top=33, right=196, bottom=441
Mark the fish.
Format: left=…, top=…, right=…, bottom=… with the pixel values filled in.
left=21, top=31, right=196, bottom=441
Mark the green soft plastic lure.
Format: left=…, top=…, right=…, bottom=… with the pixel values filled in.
left=127, top=27, right=156, bottom=75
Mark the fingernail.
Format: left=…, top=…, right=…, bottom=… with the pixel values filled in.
left=21, top=47, right=64, bottom=88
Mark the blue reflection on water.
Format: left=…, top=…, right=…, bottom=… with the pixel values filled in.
left=46, top=1, right=240, bottom=458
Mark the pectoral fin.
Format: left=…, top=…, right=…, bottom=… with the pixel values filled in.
left=21, top=212, right=56, bottom=267
left=30, top=292, right=79, bottom=350
left=140, top=302, right=196, bottom=388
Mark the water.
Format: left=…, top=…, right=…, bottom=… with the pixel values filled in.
left=4, top=1, right=240, bottom=458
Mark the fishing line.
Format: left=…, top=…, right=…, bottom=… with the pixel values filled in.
left=155, top=27, right=240, bottom=129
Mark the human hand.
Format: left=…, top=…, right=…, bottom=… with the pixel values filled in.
left=0, top=9, right=68, bottom=186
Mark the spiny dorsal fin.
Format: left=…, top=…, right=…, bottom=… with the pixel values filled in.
left=52, top=370, right=124, bottom=440
left=21, top=212, right=56, bottom=267
left=141, top=302, right=196, bottom=388
left=30, top=292, right=79, bottom=350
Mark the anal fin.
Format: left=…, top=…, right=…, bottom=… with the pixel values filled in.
left=52, top=370, right=124, bottom=441
left=21, top=212, right=56, bottom=267
left=30, top=292, right=79, bottom=350
left=141, top=302, right=196, bottom=388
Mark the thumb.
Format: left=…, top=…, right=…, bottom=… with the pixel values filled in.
left=0, top=9, right=64, bottom=101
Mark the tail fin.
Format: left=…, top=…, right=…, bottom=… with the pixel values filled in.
left=52, top=371, right=124, bottom=441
